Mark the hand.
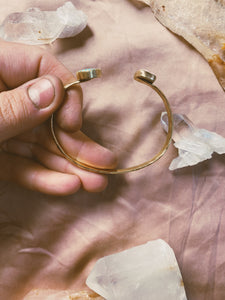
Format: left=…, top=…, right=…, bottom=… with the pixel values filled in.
left=0, top=41, right=116, bottom=195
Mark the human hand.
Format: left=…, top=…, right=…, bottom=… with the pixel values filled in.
left=0, top=41, right=116, bottom=195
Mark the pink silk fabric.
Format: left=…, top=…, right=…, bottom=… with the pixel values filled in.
left=0, top=1, right=225, bottom=299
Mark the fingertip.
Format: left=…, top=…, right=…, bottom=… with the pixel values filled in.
left=100, top=148, right=118, bottom=169
left=79, top=171, right=109, bottom=193
left=81, top=145, right=118, bottom=170
left=43, top=74, right=65, bottom=110
left=57, top=175, right=82, bottom=195
left=86, top=175, right=108, bottom=193
left=55, top=85, right=83, bottom=132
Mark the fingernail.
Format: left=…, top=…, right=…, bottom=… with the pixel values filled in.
left=28, top=78, right=55, bottom=109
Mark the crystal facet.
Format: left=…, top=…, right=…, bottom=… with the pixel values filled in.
left=161, top=112, right=225, bottom=170
left=86, top=239, right=187, bottom=300
left=0, top=2, right=87, bottom=45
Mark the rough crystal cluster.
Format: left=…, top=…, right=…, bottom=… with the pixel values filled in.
left=0, top=2, right=87, bottom=45
left=86, top=239, right=187, bottom=300
left=161, top=112, right=225, bottom=170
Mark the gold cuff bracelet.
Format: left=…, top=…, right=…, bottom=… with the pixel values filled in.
left=50, top=68, right=173, bottom=174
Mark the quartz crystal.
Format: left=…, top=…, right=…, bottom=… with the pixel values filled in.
left=86, top=239, right=187, bottom=300
left=0, top=2, right=87, bottom=45
left=140, top=0, right=225, bottom=90
left=161, top=112, right=225, bottom=170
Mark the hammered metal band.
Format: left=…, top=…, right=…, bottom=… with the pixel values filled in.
left=50, top=68, right=173, bottom=174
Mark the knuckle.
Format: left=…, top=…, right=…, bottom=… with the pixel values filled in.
left=0, top=90, right=29, bottom=127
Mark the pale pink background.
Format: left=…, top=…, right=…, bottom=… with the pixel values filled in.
left=0, top=1, right=225, bottom=299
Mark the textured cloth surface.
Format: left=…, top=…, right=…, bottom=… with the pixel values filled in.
left=0, top=1, right=225, bottom=299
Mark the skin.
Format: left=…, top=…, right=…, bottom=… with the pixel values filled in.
left=0, top=41, right=116, bottom=195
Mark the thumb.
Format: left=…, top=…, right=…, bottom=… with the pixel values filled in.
left=0, top=75, right=64, bottom=142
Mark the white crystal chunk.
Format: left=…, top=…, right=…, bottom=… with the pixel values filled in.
left=0, top=2, right=87, bottom=45
left=86, top=239, right=187, bottom=300
left=161, top=112, right=225, bottom=170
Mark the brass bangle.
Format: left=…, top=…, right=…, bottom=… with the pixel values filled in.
left=50, top=68, right=173, bottom=174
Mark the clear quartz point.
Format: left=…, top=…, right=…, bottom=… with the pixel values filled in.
left=161, top=112, right=225, bottom=170
left=86, top=239, right=187, bottom=300
left=0, top=2, right=87, bottom=45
